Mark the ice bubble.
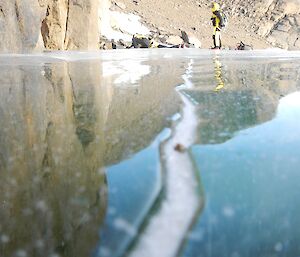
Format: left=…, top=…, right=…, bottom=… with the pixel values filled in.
left=1, top=234, right=10, bottom=244
left=274, top=242, right=283, bottom=252
left=223, top=206, right=235, bottom=218
left=99, top=247, right=111, bottom=257
left=231, top=252, right=240, bottom=257
left=22, top=208, right=33, bottom=216
left=108, top=207, right=116, bottom=215
left=49, top=254, right=60, bottom=257
left=113, top=218, right=136, bottom=236
left=15, top=250, right=27, bottom=257
left=35, top=239, right=44, bottom=249
left=78, top=186, right=86, bottom=193
left=188, top=229, right=205, bottom=241
left=35, top=200, right=48, bottom=212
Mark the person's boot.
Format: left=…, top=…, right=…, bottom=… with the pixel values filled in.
left=211, top=35, right=221, bottom=49
left=212, top=35, right=216, bottom=48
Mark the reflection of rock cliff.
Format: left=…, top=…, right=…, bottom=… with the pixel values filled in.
left=103, top=59, right=181, bottom=164
left=0, top=55, right=182, bottom=257
left=0, top=60, right=107, bottom=257
left=184, top=58, right=300, bottom=144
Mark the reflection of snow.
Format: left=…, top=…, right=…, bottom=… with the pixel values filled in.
left=129, top=60, right=202, bottom=257
left=102, top=60, right=150, bottom=85
left=182, top=59, right=194, bottom=89
left=278, top=92, right=300, bottom=114
left=130, top=92, right=201, bottom=257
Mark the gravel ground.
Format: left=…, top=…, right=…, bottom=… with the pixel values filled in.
left=111, top=0, right=273, bottom=49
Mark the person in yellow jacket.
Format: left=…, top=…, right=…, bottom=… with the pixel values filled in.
left=211, top=2, right=225, bottom=49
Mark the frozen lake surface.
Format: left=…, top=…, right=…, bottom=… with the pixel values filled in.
left=1, top=49, right=300, bottom=257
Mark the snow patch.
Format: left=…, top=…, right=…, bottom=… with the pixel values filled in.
left=100, top=8, right=150, bottom=41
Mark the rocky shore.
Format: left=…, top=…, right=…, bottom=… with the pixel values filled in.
left=0, top=0, right=299, bottom=52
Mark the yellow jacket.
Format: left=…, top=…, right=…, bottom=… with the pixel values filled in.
left=211, top=3, right=223, bottom=33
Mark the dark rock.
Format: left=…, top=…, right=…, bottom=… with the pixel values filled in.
left=181, top=30, right=190, bottom=44
left=174, top=144, right=186, bottom=153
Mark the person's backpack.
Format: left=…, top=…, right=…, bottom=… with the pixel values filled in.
left=220, top=11, right=228, bottom=29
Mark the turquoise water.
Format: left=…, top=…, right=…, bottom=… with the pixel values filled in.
left=96, top=51, right=300, bottom=257
left=184, top=92, right=300, bottom=257
left=97, top=129, right=170, bottom=257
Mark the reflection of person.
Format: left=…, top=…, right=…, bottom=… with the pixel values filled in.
left=213, top=56, right=225, bottom=92
left=211, top=2, right=225, bottom=49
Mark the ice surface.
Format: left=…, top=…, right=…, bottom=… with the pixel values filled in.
left=1, top=48, right=300, bottom=63
left=1, top=49, right=300, bottom=257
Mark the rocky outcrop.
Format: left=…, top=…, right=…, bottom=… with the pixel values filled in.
left=0, top=0, right=45, bottom=52
left=0, top=0, right=110, bottom=52
left=223, top=0, right=300, bottom=49
left=253, top=0, right=300, bottom=49
left=40, top=0, right=68, bottom=50
left=264, top=14, right=300, bottom=50
left=42, top=0, right=101, bottom=50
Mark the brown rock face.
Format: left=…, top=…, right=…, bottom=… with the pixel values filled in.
left=61, top=0, right=100, bottom=50
left=0, top=0, right=45, bottom=52
left=41, top=0, right=68, bottom=50
left=41, top=0, right=100, bottom=50
left=222, top=0, right=300, bottom=49
left=253, top=0, right=300, bottom=49
left=0, top=0, right=109, bottom=52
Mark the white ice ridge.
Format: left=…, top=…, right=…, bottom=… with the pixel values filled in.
left=1, top=49, right=300, bottom=64
left=129, top=60, right=203, bottom=257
